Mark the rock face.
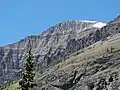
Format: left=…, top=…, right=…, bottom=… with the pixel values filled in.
left=1, top=16, right=120, bottom=90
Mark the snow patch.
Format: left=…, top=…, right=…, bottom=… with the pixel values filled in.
left=93, top=22, right=107, bottom=28
left=82, top=20, right=97, bottom=23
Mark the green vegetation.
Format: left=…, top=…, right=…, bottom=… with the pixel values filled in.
left=3, top=82, right=19, bottom=90
left=0, top=80, right=19, bottom=90
left=19, top=47, right=36, bottom=90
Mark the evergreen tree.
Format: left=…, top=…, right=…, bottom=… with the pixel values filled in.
left=19, top=45, right=36, bottom=90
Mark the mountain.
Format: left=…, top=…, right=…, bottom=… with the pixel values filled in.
left=0, top=20, right=106, bottom=83
left=1, top=16, right=120, bottom=90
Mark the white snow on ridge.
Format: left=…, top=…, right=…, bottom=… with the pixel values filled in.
left=82, top=20, right=97, bottom=23
left=93, top=22, right=107, bottom=28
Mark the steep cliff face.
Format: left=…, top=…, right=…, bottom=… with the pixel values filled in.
left=0, top=20, right=107, bottom=84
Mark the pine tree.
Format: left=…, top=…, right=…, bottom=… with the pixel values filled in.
left=19, top=46, right=36, bottom=90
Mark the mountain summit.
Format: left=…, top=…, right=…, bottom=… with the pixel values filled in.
left=114, top=15, right=120, bottom=21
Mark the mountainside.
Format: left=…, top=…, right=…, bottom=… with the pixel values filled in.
left=0, top=20, right=106, bottom=83
left=1, top=16, right=120, bottom=90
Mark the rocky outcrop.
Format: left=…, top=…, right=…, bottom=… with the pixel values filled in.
left=51, top=70, right=86, bottom=90
left=86, top=73, right=119, bottom=90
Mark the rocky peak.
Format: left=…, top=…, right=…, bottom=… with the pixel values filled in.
left=109, top=15, right=120, bottom=24
left=114, top=15, right=120, bottom=21
left=45, top=20, right=98, bottom=32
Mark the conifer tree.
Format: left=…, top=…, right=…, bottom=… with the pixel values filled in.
left=19, top=41, right=36, bottom=90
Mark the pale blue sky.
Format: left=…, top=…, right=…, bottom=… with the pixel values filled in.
left=0, top=0, right=120, bottom=46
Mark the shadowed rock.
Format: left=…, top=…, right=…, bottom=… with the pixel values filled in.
left=51, top=70, right=86, bottom=90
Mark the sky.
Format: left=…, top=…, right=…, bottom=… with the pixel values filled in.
left=0, top=0, right=120, bottom=46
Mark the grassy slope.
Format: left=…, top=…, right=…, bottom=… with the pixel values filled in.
left=36, top=34, right=120, bottom=89
left=3, top=82, right=19, bottom=90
